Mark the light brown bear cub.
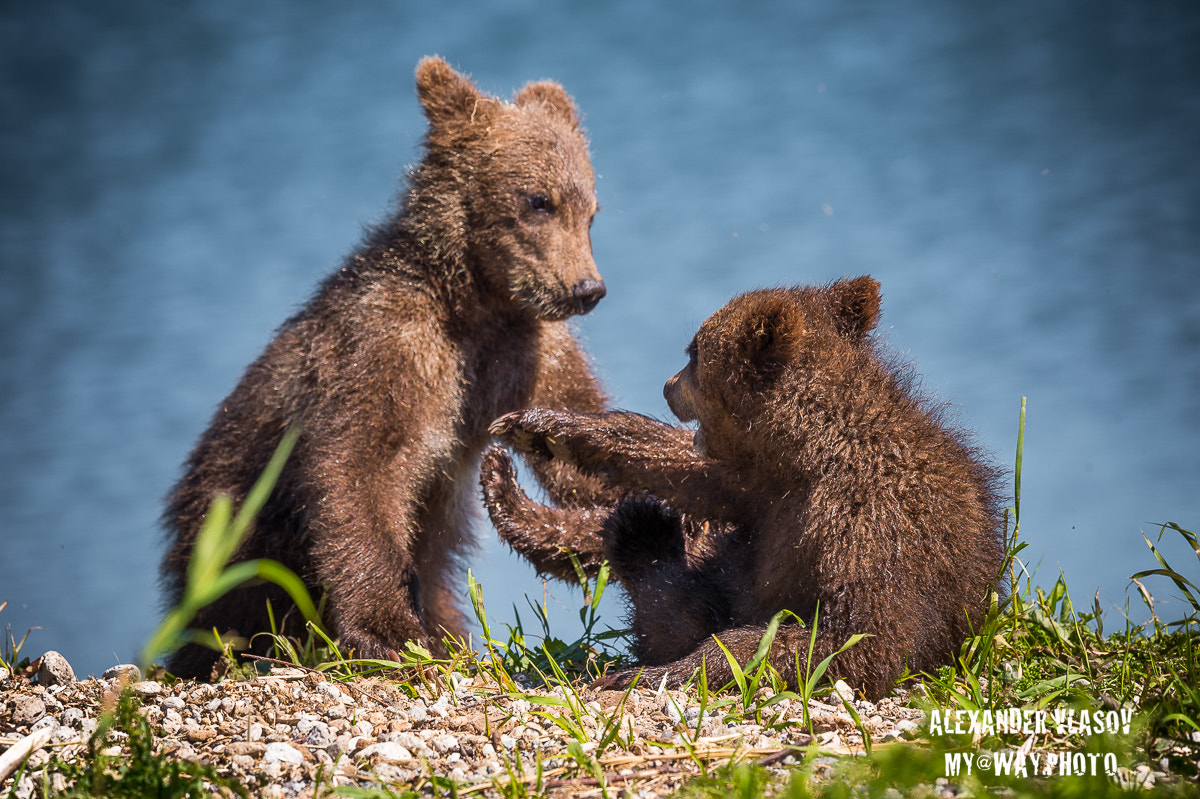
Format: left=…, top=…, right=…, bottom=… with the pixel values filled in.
left=483, top=277, right=1005, bottom=700
left=161, top=57, right=616, bottom=679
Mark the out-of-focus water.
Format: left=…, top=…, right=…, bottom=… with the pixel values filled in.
left=1, top=1, right=1197, bottom=679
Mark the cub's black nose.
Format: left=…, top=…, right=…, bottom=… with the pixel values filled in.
left=572, top=279, right=606, bottom=314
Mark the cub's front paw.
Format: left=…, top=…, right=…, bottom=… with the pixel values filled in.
left=478, top=444, right=537, bottom=538
left=480, top=445, right=518, bottom=506
left=489, top=409, right=581, bottom=465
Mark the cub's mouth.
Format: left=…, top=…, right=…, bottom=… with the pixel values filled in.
left=519, top=277, right=607, bottom=321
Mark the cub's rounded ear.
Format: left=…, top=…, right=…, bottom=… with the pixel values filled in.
left=415, top=56, right=491, bottom=128
left=732, top=292, right=802, bottom=385
left=826, top=276, right=881, bottom=340
left=514, top=81, right=582, bottom=130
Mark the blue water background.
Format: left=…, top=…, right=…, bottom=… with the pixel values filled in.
left=1, top=2, right=1197, bottom=678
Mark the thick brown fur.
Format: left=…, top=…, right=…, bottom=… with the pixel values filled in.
left=482, top=277, right=1006, bottom=700
left=160, top=57, right=618, bottom=680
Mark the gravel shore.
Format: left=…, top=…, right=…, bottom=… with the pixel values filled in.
left=1, top=651, right=926, bottom=798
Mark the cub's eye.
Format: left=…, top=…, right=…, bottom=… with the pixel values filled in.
left=527, top=193, right=553, bottom=213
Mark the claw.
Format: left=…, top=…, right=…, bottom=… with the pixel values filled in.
left=488, top=411, right=524, bottom=437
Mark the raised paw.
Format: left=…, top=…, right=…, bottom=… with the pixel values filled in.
left=480, top=444, right=518, bottom=503
left=479, top=444, right=531, bottom=535
left=488, top=409, right=583, bottom=466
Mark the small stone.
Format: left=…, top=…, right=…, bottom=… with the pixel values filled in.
left=305, top=721, right=335, bottom=748
left=61, top=707, right=85, bottom=728
left=225, top=742, right=268, bottom=757
left=186, top=727, right=217, bottom=743
left=263, top=742, right=304, bottom=764
left=31, top=716, right=59, bottom=732
left=429, top=695, right=450, bottom=718
left=101, top=664, right=142, bottom=683
left=328, top=733, right=352, bottom=757
left=831, top=680, right=855, bottom=705
left=51, top=725, right=78, bottom=744
left=896, top=719, right=920, bottom=738
left=8, top=694, right=46, bottom=726
left=191, top=683, right=216, bottom=700
left=431, top=734, right=459, bottom=754
left=248, top=722, right=264, bottom=741
left=318, top=682, right=352, bottom=705
left=130, top=680, right=162, bottom=697
left=450, top=672, right=473, bottom=697
left=408, top=702, right=428, bottom=723
left=500, top=734, right=518, bottom=751
left=161, top=696, right=185, bottom=710
left=381, top=731, right=424, bottom=752
left=357, top=741, right=413, bottom=762
left=375, top=764, right=416, bottom=783
left=37, top=651, right=76, bottom=686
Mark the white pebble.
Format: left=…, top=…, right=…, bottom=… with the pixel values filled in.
left=831, top=680, right=855, bottom=705
left=263, top=742, right=304, bottom=765
left=101, top=664, right=142, bottom=683
left=429, top=695, right=450, bottom=718
left=431, top=734, right=459, bottom=754
left=318, top=682, right=352, bottom=705
left=357, top=742, right=413, bottom=762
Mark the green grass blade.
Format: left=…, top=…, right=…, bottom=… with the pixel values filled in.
left=228, top=427, right=300, bottom=544
left=710, top=634, right=747, bottom=698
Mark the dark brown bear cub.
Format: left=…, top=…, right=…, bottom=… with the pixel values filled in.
left=483, top=277, right=1005, bottom=700
left=161, top=57, right=617, bottom=679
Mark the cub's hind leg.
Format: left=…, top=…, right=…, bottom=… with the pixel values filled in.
left=601, top=497, right=734, bottom=667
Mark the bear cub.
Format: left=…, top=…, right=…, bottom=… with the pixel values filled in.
left=160, top=57, right=617, bottom=679
left=484, top=277, right=1006, bottom=700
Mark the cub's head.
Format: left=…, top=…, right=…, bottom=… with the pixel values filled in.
left=415, top=57, right=604, bottom=321
left=664, top=276, right=881, bottom=460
